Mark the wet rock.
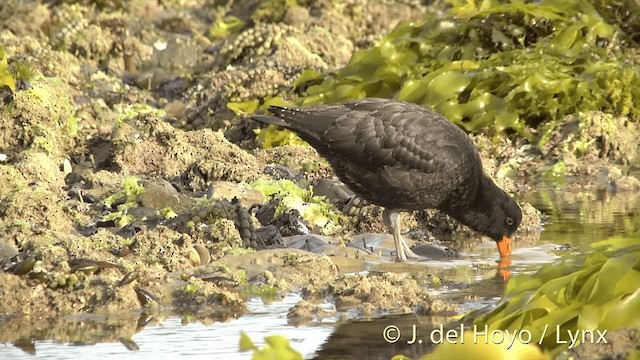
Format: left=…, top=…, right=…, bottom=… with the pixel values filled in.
left=609, top=171, right=640, bottom=191
left=68, top=258, right=124, bottom=274
left=165, top=196, right=259, bottom=249
left=174, top=277, right=245, bottom=311
left=137, top=179, right=193, bottom=213
left=254, top=199, right=311, bottom=236
left=350, top=233, right=392, bottom=255
left=303, top=272, right=442, bottom=317
left=0, top=188, right=75, bottom=239
left=263, top=164, right=300, bottom=181
left=411, top=244, right=459, bottom=259
left=565, top=328, right=639, bottom=360
left=517, top=202, right=543, bottom=233
left=206, top=181, right=264, bottom=208
left=0, top=77, right=77, bottom=159
left=0, top=238, right=19, bottom=261
left=115, top=223, right=143, bottom=238
left=164, top=130, right=263, bottom=187
left=254, top=145, right=333, bottom=182
left=540, top=112, right=639, bottom=167
left=252, top=225, right=285, bottom=249
left=283, top=234, right=340, bottom=254
left=200, top=276, right=239, bottom=288
left=311, top=178, right=354, bottom=204
left=275, top=209, right=310, bottom=236
left=287, top=299, right=335, bottom=325
left=119, top=337, right=140, bottom=351
left=127, top=206, right=160, bottom=221
left=254, top=198, right=278, bottom=225
left=67, top=183, right=101, bottom=203
left=128, top=226, right=194, bottom=272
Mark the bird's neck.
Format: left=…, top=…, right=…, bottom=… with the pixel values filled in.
left=444, top=174, right=500, bottom=235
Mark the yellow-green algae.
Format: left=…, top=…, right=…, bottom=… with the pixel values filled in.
left=0, top=47, right=16, bottom=92
left=539, top=111, right=639, bottom=166
left=228, top=97, right=306, bottom=147
left=256, top=0, right=640, bottom=147
left=239, top=331, right=303, bottom=360
left=249, top=179, right=345, bottom=235
left=470, top=230, right=640, bottom=357
left=251, top=0, right=299, bottom=24
left=101, top=176, right=145, bottom=227
left=1, top=75, right=77, bottom=157
left=208, top=16, right=246, bottom=40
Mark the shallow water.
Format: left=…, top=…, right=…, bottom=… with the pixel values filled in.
left=1, top=188, right=638, bottom=359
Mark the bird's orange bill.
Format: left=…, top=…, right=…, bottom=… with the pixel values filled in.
left=496, top=235, right=512, bottom=257
left=496, top=236, right=512, bottom=280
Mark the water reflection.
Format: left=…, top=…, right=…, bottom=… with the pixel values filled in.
left=0, top=294, right=334, bottom=359
left=522, top=187, right=640, bottom=246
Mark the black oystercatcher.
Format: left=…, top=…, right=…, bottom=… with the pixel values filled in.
left=252, top=98, right=521, bottom=261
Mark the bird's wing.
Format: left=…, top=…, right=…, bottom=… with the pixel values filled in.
left=319, top=99, right=480, bottom=176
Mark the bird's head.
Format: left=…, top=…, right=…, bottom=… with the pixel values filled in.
left=484, top=190, right=522, bottom=258
left=451, top=175, right=522, bottom=258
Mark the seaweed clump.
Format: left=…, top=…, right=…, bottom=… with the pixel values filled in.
left=295, top=0, right=640, bottom=140
left=250, top=179, right=345, bottom=235
left=471, top=231, right=640, bottom=357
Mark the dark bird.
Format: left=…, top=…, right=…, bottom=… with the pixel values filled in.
left=251, top=98, right=521, bottom=261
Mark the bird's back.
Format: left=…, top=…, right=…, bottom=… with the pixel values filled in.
left=252, top=98, right=483, bottom=210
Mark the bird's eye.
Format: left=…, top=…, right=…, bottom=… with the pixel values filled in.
left=506, top=217, right=514, bottom=226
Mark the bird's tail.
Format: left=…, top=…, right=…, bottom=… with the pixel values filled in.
left=251, top=112, right=289, bottom=128
left=252, top=105, right=334, bottom=147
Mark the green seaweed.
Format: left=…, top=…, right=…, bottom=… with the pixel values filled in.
left=102, top=176, right=145, bottom=227
left=241, top=284, right=279, bottom=301
left=116, top=103, right=165, bottom=126
left=244, top=97, right=308, bottom=148
left=239, top=332, right=303, bottom=360
left=292, top=0, right=639, bottom=140
left=470, top=230, right=640, bottom=357
left=249, top=179, right=344, bottom=235
left=227, top=99, right=259, bottom=116
left=252, top=0, right=298, bottom=24
left=12, top=61, right=37, bottom=84
left=209, top=16, right=246, bottom=40
left=0, top=48, right=16, bottom=92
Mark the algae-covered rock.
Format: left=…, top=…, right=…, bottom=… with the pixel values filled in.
left=250, top=178, right=347, bottom=235
left=0, top=187, right=75, bottom=245
left=164, top=129, right=262, bottom=185
left=110, top=112, right=263, bottom=185
left=1, top=76, right=77, bottom=158
left=539, top=111, right=640, bottom=166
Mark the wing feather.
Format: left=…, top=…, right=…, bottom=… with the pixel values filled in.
left=255, top=98, right=479, bottom=183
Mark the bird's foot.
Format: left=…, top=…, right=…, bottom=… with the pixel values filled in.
left=401, top=242, right=420, bottom=260
left=395, top=252, right=408, bottom=262
left=393, top=241, right=421, bottom=262
left=404, top=248, right=420, bottom=260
